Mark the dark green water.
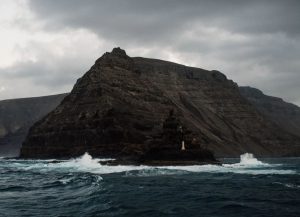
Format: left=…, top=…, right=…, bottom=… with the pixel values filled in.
left=0, top=153, right=299, bottom=217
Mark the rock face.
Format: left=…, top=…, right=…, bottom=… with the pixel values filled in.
left=0, top=94, right=67, bottom=156
left=239, top=86, right=300, bottom=138
left=136, top=109, right=217, bottom=165
left=20, top=48, right=300, bottom=160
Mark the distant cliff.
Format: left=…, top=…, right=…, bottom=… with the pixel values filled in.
left=0, top=94, right=67, bottom=156
left=239, top=86, right=300, bottom=138
left=19, top=48, right=300, bottom=160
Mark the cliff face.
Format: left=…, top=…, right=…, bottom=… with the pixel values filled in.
left=20, top=48, right=300, bottom=159
left=0, top=94, right=67, bottom=156
left=239, top=86, right=300, bottom=138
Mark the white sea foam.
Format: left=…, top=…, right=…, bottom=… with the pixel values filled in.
left=1, top=152, right=297, bottom=176
left=60, top=152, right=103, bottom=169
left=274, top=182, right=300, bottom=189
left=45, top=152, right=150, bottom=174
left=239, top=153, right=266, bottom=165
left=51, top=152, right=295, bottom=175
left=222, top=153, right=269, bottom=168
left=59, top=177, right=74, bottom=185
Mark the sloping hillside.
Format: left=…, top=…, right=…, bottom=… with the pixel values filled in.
left=0, top=94, right=67, bottom=156
left=239, top=86, right=300, bottom=138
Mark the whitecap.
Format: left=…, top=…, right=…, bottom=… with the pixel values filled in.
left=1, top=152, right=297, bottom=176
left=59, top=177, right=74, bottom=185
left=223, top=153, right=269, bottom=168
left=273, top=182, right=300, bottom=189
left=45, top=153, right=150, bottom=174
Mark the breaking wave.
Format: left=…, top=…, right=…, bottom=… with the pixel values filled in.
left=156, top=153, right=292, bottom=175
left=3, top=152, right=296, bottom=176
left=239, top=153, right=267, bottom=165
left=273, top=182, right=300, bottom=189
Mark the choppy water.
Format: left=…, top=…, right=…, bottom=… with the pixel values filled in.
left=0, top=153, right=299, bottom=217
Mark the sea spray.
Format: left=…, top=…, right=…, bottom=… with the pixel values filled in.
left=239, top=153, right=266, bottom=166
left=48, top=153, right=150, bottom=174
left=70, top=152, right=101, bottom=169
left=2, top=153, right=295, bottom=175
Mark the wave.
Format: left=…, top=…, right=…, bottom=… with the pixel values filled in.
left=17, top=153, right=150, bottom=175
left=273, top=182, right=300, bottom=189
left=222, top=153, right=270, bottom=168
left=147, top=153, right=293, bottom=175
left=239, top=153, right=268, bottom=165
left=1, top=152, right=296, bottom=176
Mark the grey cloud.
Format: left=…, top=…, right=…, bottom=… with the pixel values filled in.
left=28, top=0, right=300, bottom=40
left=2, top=60, right=77, bottom=87
left=0, top=39, right=102, bottom=99
left=4, top=0, right=300, bottom=106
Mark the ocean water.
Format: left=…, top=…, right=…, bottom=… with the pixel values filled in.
left=0, top=153, right=299, bottom=217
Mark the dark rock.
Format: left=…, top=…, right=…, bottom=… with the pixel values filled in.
left=101, top=110, right=219, bottom=165
left=239, top=86, right=300, bottom=138
left=20, top=48, right=300, bottom=161
left=0, top=94, right=67, bottom=157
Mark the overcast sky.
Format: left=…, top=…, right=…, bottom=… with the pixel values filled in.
left=0, top=0, right=299, bottom=105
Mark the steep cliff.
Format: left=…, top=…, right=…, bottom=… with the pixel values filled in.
left=239, top=86, right=300, bottom=138
left=20, top=48, right=300, bottom=159
left=0, top=94, right=67, bottom=156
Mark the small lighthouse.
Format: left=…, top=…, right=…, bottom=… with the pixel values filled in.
left=181, top=140, right=186, bottom=151
left=178, top=125, right=185, bottom=151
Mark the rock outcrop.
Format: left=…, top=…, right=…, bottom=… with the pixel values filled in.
left=0, top=94, right=67, bottom=156
left=239, top=86, right=300, bottom=138
left=20, top=48, right=300, bottom=160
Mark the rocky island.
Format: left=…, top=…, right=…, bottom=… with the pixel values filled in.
left=20, top=48, right=300, bottom=164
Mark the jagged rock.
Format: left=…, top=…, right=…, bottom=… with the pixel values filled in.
left=20, top=48, right=300, bottom=160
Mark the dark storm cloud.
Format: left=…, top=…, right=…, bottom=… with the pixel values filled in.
left=28, top=0, right=300, bottom=40
left=10, top=0, right=300, bottom=105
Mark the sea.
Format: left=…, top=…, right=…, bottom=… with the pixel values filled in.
left=0, top=153, right=299, bottom=217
